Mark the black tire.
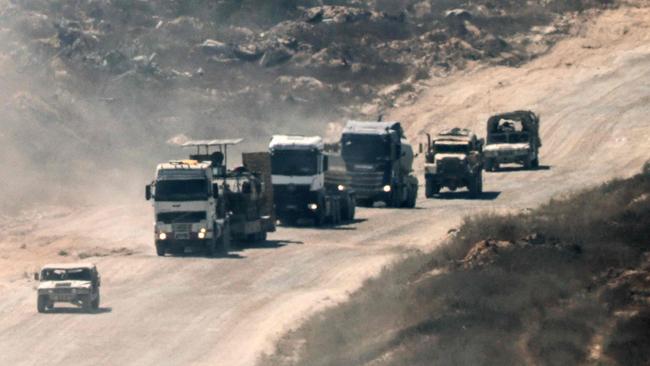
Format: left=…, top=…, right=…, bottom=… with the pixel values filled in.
left=340, top=195, right=353, bottom=222
left=531, top=157, right=539, bottom=169
left=524, top=155, right=533, bottom=169
left=82, top=295, right=92, bottom=312
left=405, top=185, right=417, bottom=208
left=314, top=195, right=326, bottom=226
left=478, top=171, right=483, bottom=194
left=389, top=186, right=402, bottom=208
left=37, top=295, right=48, bottom=313
left=217, top=222, right=231, bottom=255
left=425, top=178, right=439, bottom=198
left=207, top=235, right=218, bottom=257
left=468, top=173, right=480, bottom=198
left=155, top=243, right=165, bottom=257
left=485, top=159, right=494, bottom=172
left=91, top=294, right=100, bottom=310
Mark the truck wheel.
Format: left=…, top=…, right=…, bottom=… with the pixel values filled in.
left=425, top=178, right=439, bottom=198
left=37, top=295, right=48, bottom=313
left=389, top=186, right=402, bottom=208
left=485, top=159, right=494, bottom=172
left=405, top=185, right=417, bottom=208
left=217, top=223, right=231, bottom=255
left=478, top=171, right=484, bottom=194
left=468, top=174, right=480, bottom=198
left=155, top=243, right=165, bottom=257
left=92, top=294, right=100, bottom=310
left=531, top=158, right=539, bottom=169
left=82, top=295, right=92, bottom=312
left=207, top=236, right=218, bottom=257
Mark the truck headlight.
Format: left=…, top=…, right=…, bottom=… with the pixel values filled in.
left=337, top=184, right=345, bottom=191
left=383, top=185, right=392, bottom=193
left=198, top=232, right=206, bottom=239
left=308, top=203, right=318, bottom=210
left=200, top=228, right=207, bottom=233
left=158, top=233, right=167, bottom=240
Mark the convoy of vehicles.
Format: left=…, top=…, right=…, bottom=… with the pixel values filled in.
left=269, top=135, right=356, bottom=226
left=483, top=110, right=542, bottom=171
left=424, top=128, right=484, bottom=198
left=145, top=139, right=274, bottom=257
left=36, top=263, right=101, bottom=313
left=37, top=110, right=543, bottom=313
left=339, top=121, right=418, bottom=208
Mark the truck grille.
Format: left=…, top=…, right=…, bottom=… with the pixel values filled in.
left=273, top=184, right=312, bottom=208
left=346, top=171, right=386, bottom=195
left=438, top=159, right=465, bottom=175
left=173, top=223, right=191, bottom=240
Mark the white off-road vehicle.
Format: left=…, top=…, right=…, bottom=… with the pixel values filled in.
left=35, top=263, right=101, bottom=313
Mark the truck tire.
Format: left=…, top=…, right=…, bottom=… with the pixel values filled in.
left=405, top=185, right=417, bottom=208
left=155, top=243, right=165, bottom=257
left=425, top=178, right=439, bottom=198
left=478, top=171, right=483, bottom=194
left=218, top=222, right=231, bottom=255
left=37, top=295, right=48, bottom=313
left=82, top=295, right=92, bottom=312
left=356, top=198, right=373, bottom=208
left=531, top=157, right=539, bottom=169
left=485, top=159, right=494, bottom=172
left=340, top=195, right=355, bottom=222
left=389, top=185, right=402, bottom=208
left=314, top=195, right=327, bottom=226
left=468, top=173, right=480, bottom=198
left=91, top=294, right=100, bottom=310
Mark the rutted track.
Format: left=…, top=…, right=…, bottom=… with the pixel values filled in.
left=0, top=6, right=649, bottom=366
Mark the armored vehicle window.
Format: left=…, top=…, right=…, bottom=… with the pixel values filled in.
left=271, top=150, right=318, bottom=176
left=433, top=143, right=470, bottom=154
left=42, top=268, right=92, bottom=281
left=155, top=179, right=209, bottom=201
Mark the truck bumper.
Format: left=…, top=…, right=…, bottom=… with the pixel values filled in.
left=156, top=239, right=210, bottom=251
left=426, top=174, right=469, bottom=190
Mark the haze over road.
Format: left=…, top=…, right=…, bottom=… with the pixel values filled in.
left=0, top=6, right=649, bottom=366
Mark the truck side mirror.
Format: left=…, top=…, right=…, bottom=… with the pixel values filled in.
left=145, top=185, right=152, bottom=201
left=34, top=272, right=39, bottom=281
left=212, top=183, right=219, bottom=199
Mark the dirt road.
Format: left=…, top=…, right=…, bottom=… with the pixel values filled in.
left=1, top=6, right=649, bottom=366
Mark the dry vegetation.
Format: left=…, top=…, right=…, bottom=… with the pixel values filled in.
left=261, top=163, right=650, bottom=366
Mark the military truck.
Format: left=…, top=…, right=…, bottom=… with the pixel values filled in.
left=269, top=135, right=356, bottom=226
left=35, top=263, right=101, bottom=313
left=483, top=111, right=541, bottom=171
left=424, top=128, right=484, bottom=198
left=339, top=121, right=418, bottom=208
left=145, top=139, right=274, bottom=257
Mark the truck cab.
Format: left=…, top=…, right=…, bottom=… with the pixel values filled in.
left=340, top=121, right=418, bottom=208
left=146, top=160, right=226, bottom=256
left=269, top=135, right=355, bottom=226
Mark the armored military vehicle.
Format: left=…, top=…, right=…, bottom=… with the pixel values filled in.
left=424, top=128, right=484, bottom=198
left=483, top=111, right=541, bottom=171
left=36, top=263, right=101, bottom=313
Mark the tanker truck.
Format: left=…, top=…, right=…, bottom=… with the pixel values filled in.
left=338, top=121, right=418, bottom=208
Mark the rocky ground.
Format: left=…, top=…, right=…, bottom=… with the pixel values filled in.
left=0, top=0, right=614, bottom=210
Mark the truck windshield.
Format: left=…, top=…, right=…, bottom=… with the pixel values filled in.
left=271, top=150, right=317, bottom=176
left=341, top=134, right=391, bottom=163
left=155, top=179, right=209, bottom=201
left=434, top=143, right=470, bottom=154
left=42, top=268, right=92, bottom=281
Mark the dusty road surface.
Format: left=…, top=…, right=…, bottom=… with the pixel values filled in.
left=1, top=6, right=649, bottom=366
